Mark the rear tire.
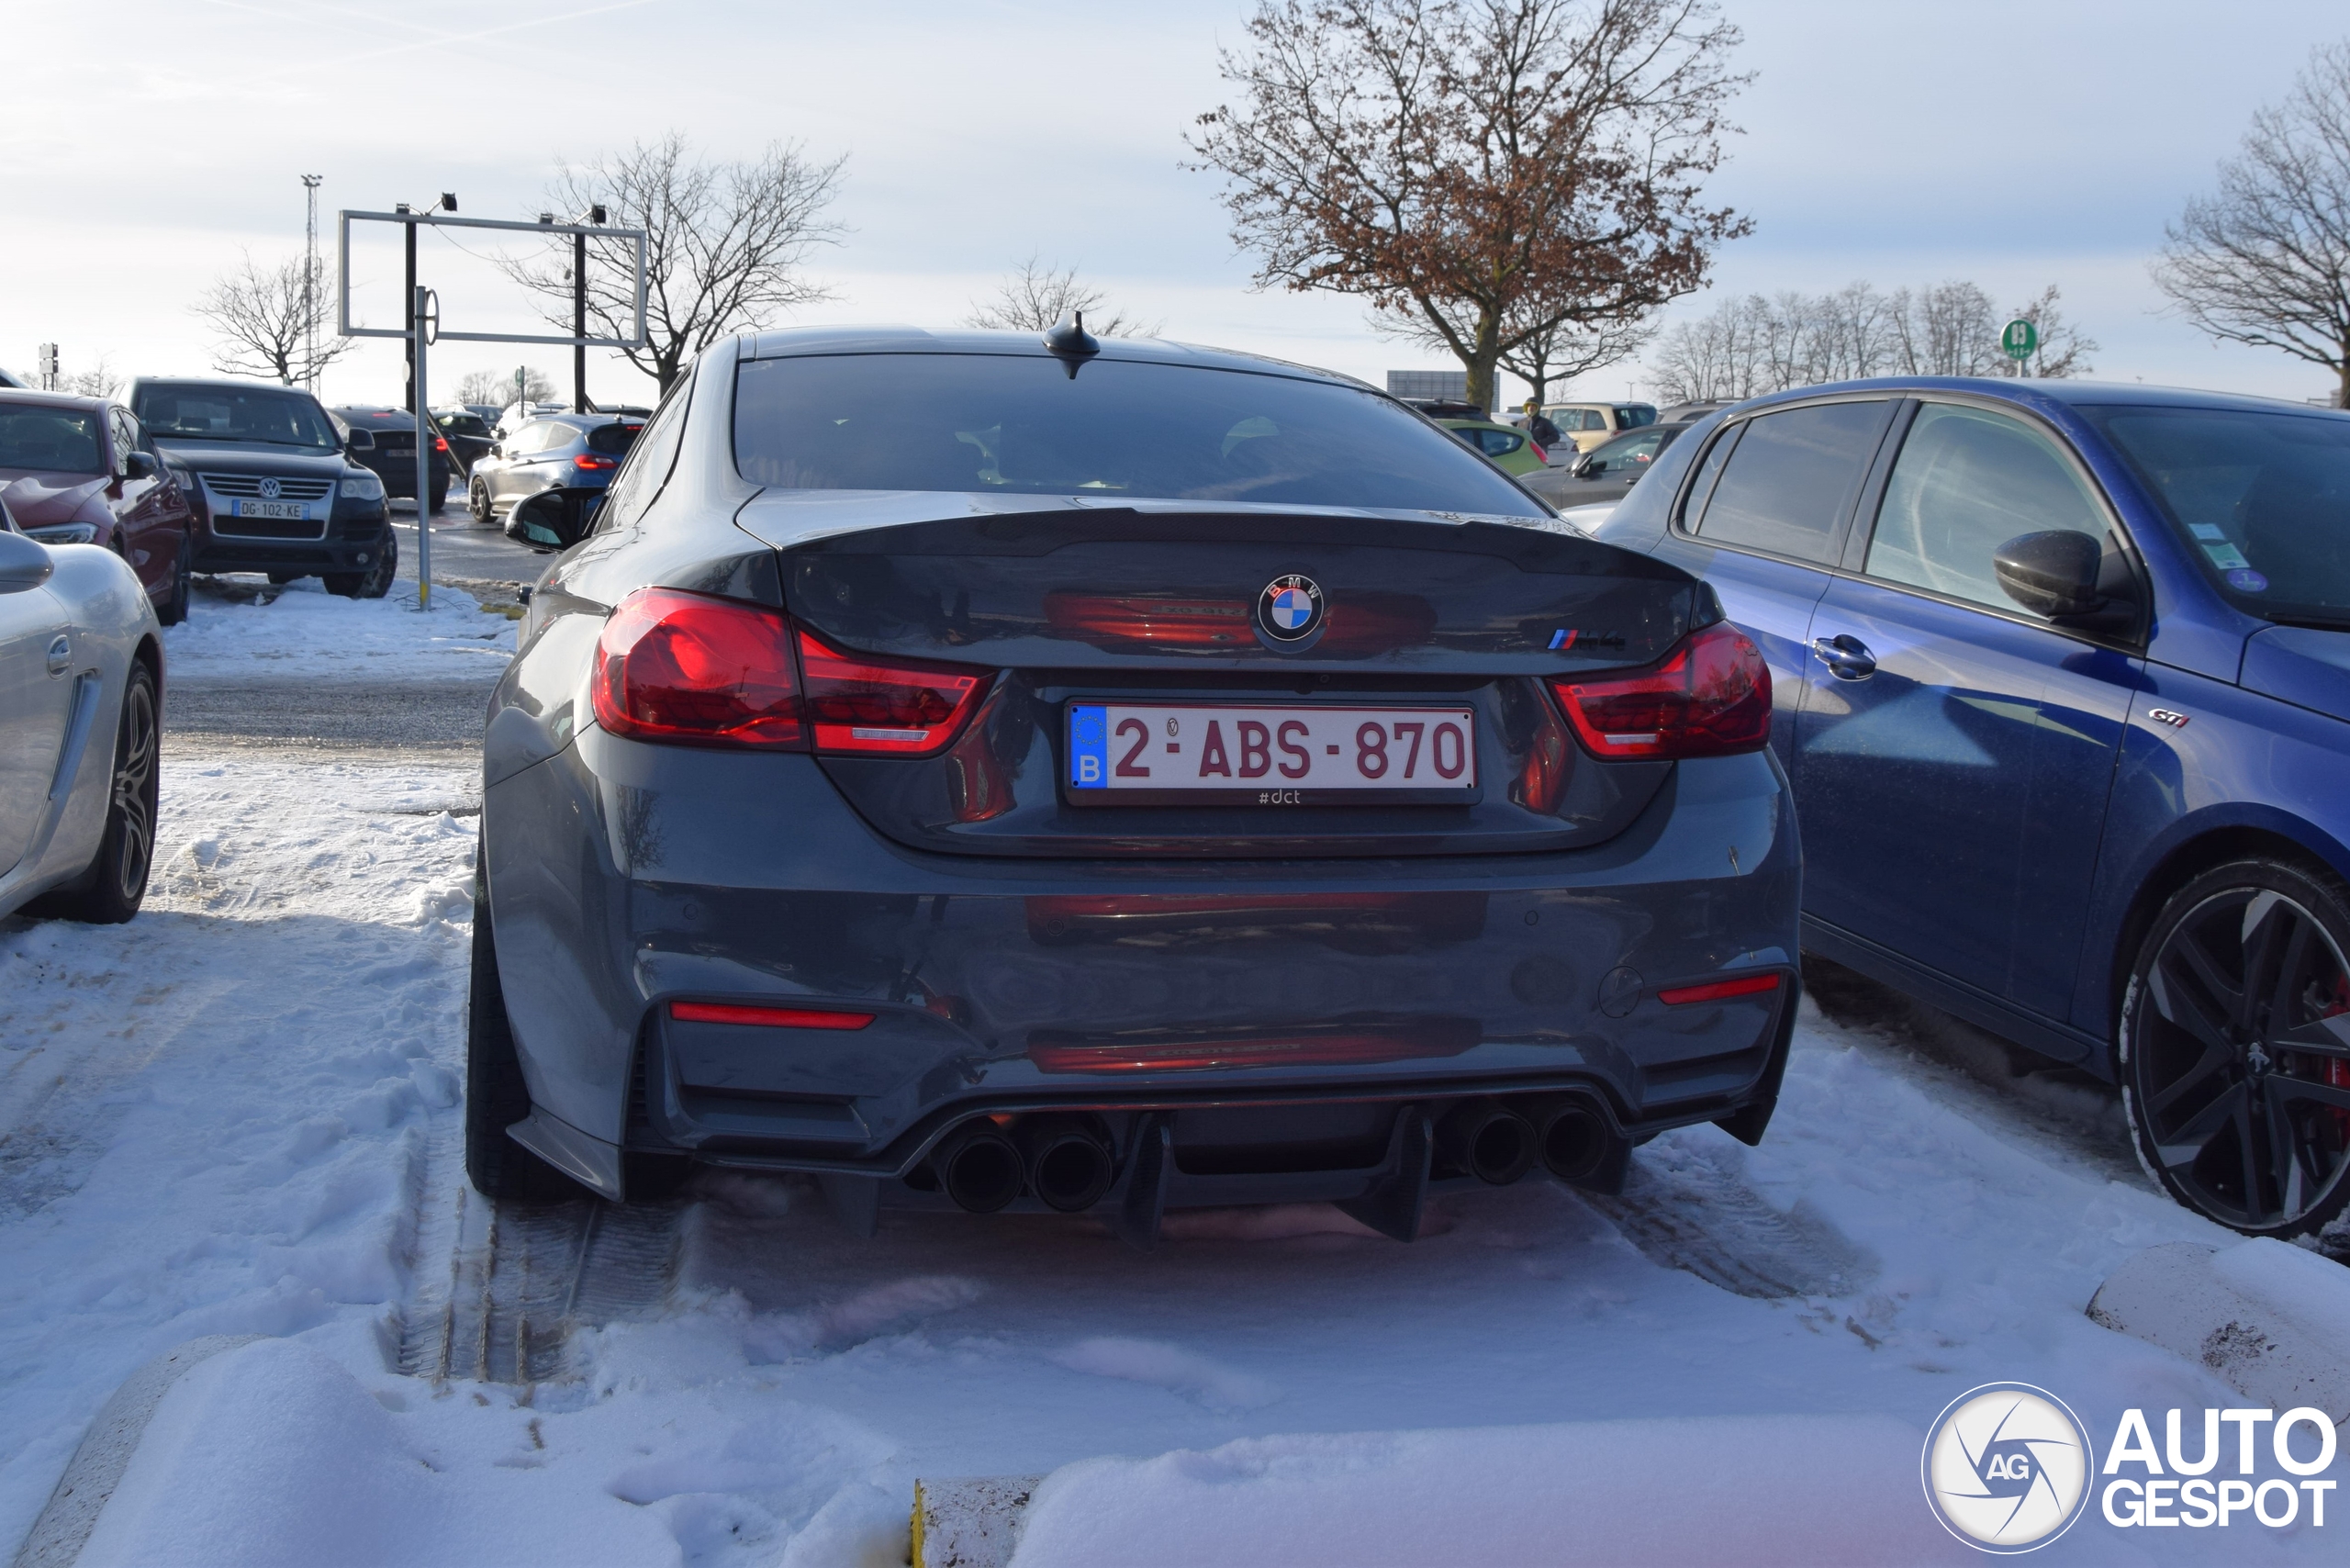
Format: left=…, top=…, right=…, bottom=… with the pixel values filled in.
left=465, top=892, right=583, bottom=1203
left=324, top=529, right=397, bottom=599
left=156, top=529, right=192, bottom=626
left=2121, top=857, right=2350, bottom=1238
left=24, top=661, right=159, bottom=925
left=428, top=481, right=450, bottom=515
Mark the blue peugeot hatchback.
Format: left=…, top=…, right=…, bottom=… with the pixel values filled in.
left=1596, top=378, right=2350, bottom=1238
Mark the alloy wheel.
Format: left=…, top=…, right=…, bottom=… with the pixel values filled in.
left=109, top=673, right=159, bottom=902
left=2128, top=883, right=2350, bottom=1232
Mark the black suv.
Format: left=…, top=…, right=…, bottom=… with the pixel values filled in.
left=332, top=406, right=454, bottom=513
left=126, top=378, right=397, bottom=598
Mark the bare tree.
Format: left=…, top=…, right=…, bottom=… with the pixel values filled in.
left=455, top=366, right=555, bottom=407
left=1983, top=285, right=2098, bottom=379
left=2155, top=42, right=2350, bottom=408
left=1190, top=0, right=1750, bottom=410
left=505, top=133, right=847, bottom=393
left=62, top=355, right=122, bottom=398
left=1495, top=309, right=1652, bottom=407
left=193, top=252, right=352, bottom=385
left=1648, top=277, right=2093, bottom=402
left=967, top=254, right=1160, bottom=337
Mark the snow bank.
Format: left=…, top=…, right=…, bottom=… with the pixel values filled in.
left=1008, top=1417, right=1972, bottom=1567
left=2212, top=1238, right=2350, bottom=1354
left=77, top=1338, right=672, bottom=1568
left=164, top=577, right=515, bottom=683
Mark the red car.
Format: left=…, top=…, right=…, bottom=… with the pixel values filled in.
left=0, top=389, right=195, bottom=624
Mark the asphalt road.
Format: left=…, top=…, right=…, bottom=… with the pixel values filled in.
left=389, top=497, right=552, bottom=587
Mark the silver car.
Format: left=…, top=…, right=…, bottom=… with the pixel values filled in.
left=0, top=497, right=162, bottom=924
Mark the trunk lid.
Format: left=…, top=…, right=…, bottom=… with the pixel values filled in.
left=748, top=503, right=1703, bottom=858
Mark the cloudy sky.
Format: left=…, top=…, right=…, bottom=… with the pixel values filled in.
left=5, top=0, right=2344, bottom=408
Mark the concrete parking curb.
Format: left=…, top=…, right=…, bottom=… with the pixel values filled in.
left=2087, top=1240, right=2350, bottom=1427
left=911, top=1474, right=1042, bottom=1568
left=9, top=1336, right=258, bottom=1568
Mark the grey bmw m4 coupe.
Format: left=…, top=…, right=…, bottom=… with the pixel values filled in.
left=470, top=323, right=1799, bottom=1245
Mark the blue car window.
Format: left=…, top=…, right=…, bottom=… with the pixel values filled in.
left=2084, top=405, right=2350, bottom=624
left=1866, top=402, right=2109, bottom=610
left=1690, top=399, right=1888, bottom=565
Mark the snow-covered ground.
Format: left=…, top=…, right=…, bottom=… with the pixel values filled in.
left=163, top=577, right=517, bottom=684
left=2, top=592, right=2344, bottom=1566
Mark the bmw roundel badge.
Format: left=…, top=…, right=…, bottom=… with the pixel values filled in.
left=1256, top=574, right=1325, bottom=644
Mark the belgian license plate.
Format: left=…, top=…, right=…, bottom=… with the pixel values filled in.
left=1066, top=702, right=1477, bottom=806
left=231, top=499, right=310, bottom=521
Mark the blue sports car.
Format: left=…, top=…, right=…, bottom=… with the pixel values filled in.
left=1597, top=377, right=2350, bottom=1238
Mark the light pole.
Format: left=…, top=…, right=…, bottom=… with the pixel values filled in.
left=572, top=204, right=606, bottom=413
left=403, top=193, right=456, bottom=414
left=301, top=175, right=322, bottom=394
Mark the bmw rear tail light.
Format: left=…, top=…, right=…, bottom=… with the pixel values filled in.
left=590, top=588, right=989, bottom=756
left=798, top=629, right=986, bottom=756
left=1549, top=622, right=1770, bottom=760
left=592, top=588, right=806, bottom=747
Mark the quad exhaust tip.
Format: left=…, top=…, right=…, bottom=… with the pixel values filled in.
left=1436, top=1099, right=1538, bottom=1186
left=935, top=1124, right=1025, bottom=1214
left=1022, top=1115, right=1115, bottom=1213
left=1529, top=1098, right=1612, bottom=1183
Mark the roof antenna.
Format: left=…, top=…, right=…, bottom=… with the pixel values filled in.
left=1043, top=310, right=1100, bottom=378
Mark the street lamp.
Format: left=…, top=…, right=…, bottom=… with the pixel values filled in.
left=573, top=205, right=607, bottom=412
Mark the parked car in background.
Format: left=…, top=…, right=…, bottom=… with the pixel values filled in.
left=1541, top=401, right=1659, bottom=454
left=127, top=378, right=397, bottom=599
left=1597, top=376, right=2350, bottom=1239
left=331, top=406, right=454, bottom=514
left=1657, top=399, right=1737, bottom=422
left=466, top=412, right=643, bottom=524
left=0, top=389, right=196, bottom=625
left=1525, top=419, right=1696, bottom=510
left=466, top=325, right=1796, bottom=1251
left=431, top=409, right=498, bottom=476
left=495, top=399, right=566, bottom=437
left=0, top=510, right=162, bottom=924
left=1435, top=414, right=1548, bottom=477
left=463, top=403, right=503, bottom=427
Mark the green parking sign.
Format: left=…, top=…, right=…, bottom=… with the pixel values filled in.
left=2001, top=319, right=2039, bottom=361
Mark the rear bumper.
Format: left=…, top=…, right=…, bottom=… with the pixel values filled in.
left=484, top=726, right=1800, bottom=1198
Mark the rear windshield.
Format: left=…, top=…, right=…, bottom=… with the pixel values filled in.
left=134, top=383, right=339, bottom=449
left=587, top=422, right=641, bottom=455
left=733, top=354, right=1545, bottom=516
left=2083, top=405, right=2350, bottom=625
left=1615, top=406, right=1658, bottom=429
left=0, top=405, right=105, bottom=473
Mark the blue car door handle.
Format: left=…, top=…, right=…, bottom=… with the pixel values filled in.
left=1810, top=633, right=1876, bottom=679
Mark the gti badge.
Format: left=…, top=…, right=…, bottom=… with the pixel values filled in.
left=1256, top=574, right=1325, bottom=644
left=2148, top=709, right=2190, bottom=729
left=258, top=476, right=282, bottom=500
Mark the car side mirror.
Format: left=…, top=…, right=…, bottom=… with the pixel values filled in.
left=0, top=530, right=55, bottom=593
left=1993, top=531, right=2105, bottom=618
left=123, top=451, right=159, bottom=480
left=505, top=490, right=600, bottom=552
left=346, top=429, right=375, bottom=452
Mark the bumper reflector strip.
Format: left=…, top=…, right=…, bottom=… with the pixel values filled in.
left=669, top=1002, right=875, bottom=1030
left=1655, top=973, right=1782, bottom=1006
